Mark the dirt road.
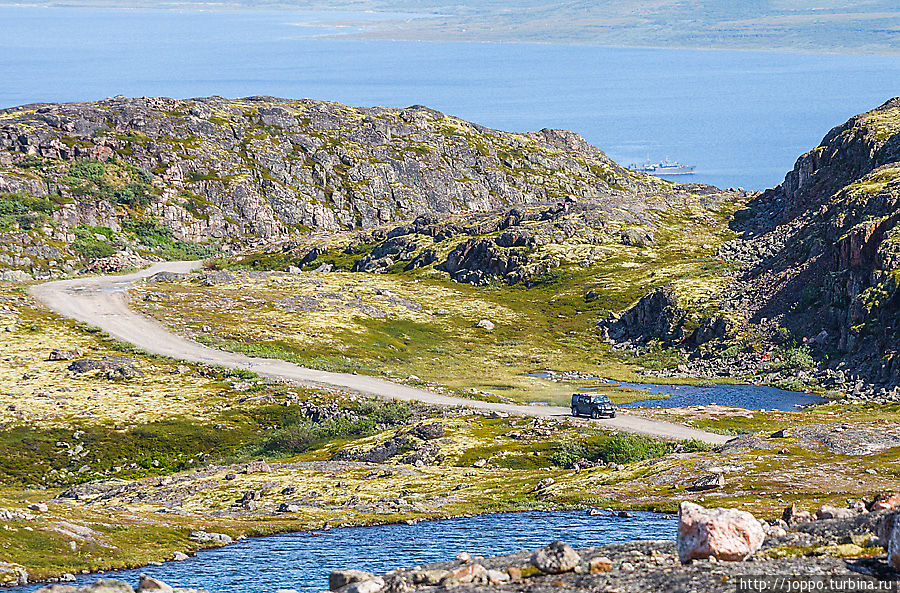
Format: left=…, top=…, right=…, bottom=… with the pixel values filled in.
left=30, top=261, right=730, bottom=445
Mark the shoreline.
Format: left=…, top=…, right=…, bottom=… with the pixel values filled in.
left=7, top=505, right=674, bottom=589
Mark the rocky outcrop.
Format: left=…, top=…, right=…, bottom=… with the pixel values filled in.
left=0, top=96, right=658, bottom=242
left=603, top=286, right=688, bottom=345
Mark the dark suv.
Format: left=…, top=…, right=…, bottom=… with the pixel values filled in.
left=570, top=393, right=617, bottom=418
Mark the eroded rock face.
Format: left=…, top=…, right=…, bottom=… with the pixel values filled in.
left=677, top=502, right=765, bottom=564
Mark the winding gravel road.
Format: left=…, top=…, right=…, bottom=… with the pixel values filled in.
left=30, top=261, right=729, bottom=445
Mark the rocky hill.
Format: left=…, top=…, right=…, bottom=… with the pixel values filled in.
left=715, top=98, right=900, bottom=387
left=0, top=95, right=669, bottom=275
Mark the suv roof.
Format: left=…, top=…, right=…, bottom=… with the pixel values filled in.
left=572, top=393, right=612, bottom=402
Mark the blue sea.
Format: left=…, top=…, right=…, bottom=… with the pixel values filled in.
left=1, top=6, right=899, bottom=189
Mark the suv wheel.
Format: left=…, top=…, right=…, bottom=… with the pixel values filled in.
left=571, top=407, right=578, bottom=417
left=591, top=409, right=600, bottom=419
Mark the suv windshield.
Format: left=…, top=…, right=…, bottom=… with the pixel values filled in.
left=591, top=396, right=611, bottom=403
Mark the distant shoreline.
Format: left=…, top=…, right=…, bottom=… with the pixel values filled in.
left=2, top=1, right=900, bottom=57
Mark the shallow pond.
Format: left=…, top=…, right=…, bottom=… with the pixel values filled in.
left=18, top=510, right=674, bottom=593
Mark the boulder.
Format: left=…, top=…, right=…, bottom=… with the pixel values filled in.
left=0, top=270, right=32, bottom=282
left=588, top=556, right=613, bottom=573
left=329, top=570, right=374, bottom=591
left=67, top=357, right=142, bottom=378
left=485, top=569, right=509, bottom=584
left=49, top=349, right=81, bottom=361
left=409, top=569, right=450, bottom=586
left=689, top=473, right=725, bottom=491
left=0, top=562, right=28, bottom=586
left=475, top=319, right=495, bottom=331
left=84, top=251, right=153, bottom=274
left=871, top=492, right=900, bottom=511
left=243, top=460, right=271, bottom=473
left=533, top=477, right=555, bottom=492
left=603, top=285, right=686, bottom=345
left=79, top=579, right=135, bottom=593
left=137, top=575, right=173, bottom=593
left=27, top=502, right=48, bottom=512
left=410, top=423, right=445, bottom=440
left=146, top=271, right=186, bottom=283
left=781, top=503, right=812, bottom=526
left=676, top=502, right=765, bottom=564
left=443, top=564, right=487, bottom=585
left=337, top=578, right=384, bottom=593
left=531, top=541, right=581, bottom=573
left=200, top=271, right=235, bottom=286
left=815, top=505, right=857, bottom=520
left=189, top=531, right=233, bottom=545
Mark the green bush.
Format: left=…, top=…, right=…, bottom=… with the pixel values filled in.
left=68, top=160, right=155, bottom=208
left=113, top=183, right=153, bottom=208
left=161, top=240, right=221, bottom=261
left=261, top=400, right=414, bottom=456
left=68, top=160, right=106, bottom=181
left=124, top=217, right=172, bottom=246
left=123, top=217, right=221, bottom=260
left=72, top=224, right=116, bottom=259
left=594, top=434, right=669, bottom=464
left=549, top=440, right=586, bottom=467
left=551, top=433, right=678, bottom=467
left=773, top=345, right=814, bottom=370
left=356, top=399, right=414, bottom=425
left=0, top=193, right=60, bottom=230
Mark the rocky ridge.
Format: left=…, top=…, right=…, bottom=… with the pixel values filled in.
left=0, top=95, right=664, bottom=267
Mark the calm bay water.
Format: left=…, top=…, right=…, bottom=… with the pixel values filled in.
left=2, top=6, right=900, bottom=189
left=15, top=510, right=675, bottom=593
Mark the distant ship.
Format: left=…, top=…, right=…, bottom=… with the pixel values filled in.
left=629, top=158, right=695, bottom=175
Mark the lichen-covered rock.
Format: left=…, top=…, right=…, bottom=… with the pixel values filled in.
left=329, top=570, right=375, bottom=591
left=530, top=541, right=581, bottom=573
left=677, top=502, right=765, bottom=563
left=870, top=492, right=900, bottom=511
left=0, top=270, right=32, bottom=282
left=137, top=575, right=172, bottom=593
left=0, top=562, right=27, bottom=586
left=189, top=530, right=233, bottom=545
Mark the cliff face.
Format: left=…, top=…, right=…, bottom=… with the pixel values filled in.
left=722, top=98, right=900, bottom=384
left=0, top=95, right=658, bottom=242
